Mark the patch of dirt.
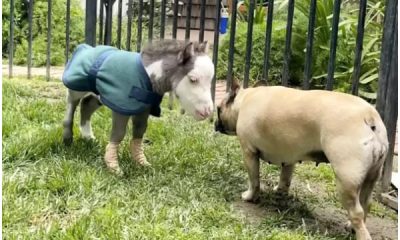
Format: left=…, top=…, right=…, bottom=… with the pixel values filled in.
left=231, top=178, right=398, bottom=239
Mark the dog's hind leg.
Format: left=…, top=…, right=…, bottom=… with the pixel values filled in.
left=63, top=90, right=85, bottom=145
left=104, top=111, right=130, bottom=175
left=359, top=138, right=387, bottom=222
left=274, top=164, right=295, bottom=193
left=327, top=146, right=372, bottom=240
left=80, top=94, right=102, bottom=139
left=131, top=110, right=151, bottom=166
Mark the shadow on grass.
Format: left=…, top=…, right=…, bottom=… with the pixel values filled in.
left=232, top=188, right=353, bottom=240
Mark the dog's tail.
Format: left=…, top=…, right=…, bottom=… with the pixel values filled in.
left=364, top=108, right=389, bottom=165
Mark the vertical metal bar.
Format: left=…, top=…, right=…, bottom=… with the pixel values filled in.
left=262, top=0, right=274, bottom=83
left=149, top=0, right=155, bottom=42
left=85, top=0, right=97, bottom=46
left=9, top=0, right=14, bottom=78
left=226, top=0, right=238, bottom=91
left=117, top=0, right=123, bottom=48
left=46, top=0, right=52, bottom=81
left=127, top=0, right=133, bottom=50
left=381, top=21, right=397, bottom=193
left=137, top=0, right=143, bottom=51
left=243, top=0, right=255, bottom=88
left=99, top=0, right=104, bottom=44
left=104, top=0, right=113, bottom=45
left=185, top=0, right=192, bottom=40
left=351, top=0, right=368, bottom=95
left=303, top=0, right=317, bottom=90
left=376, top=0, right=397, bottom=118
left=212, top=0, right=221, bottom=103
left=27, top=0, right=33, bottom=79
left=65, top=0, right=71, bottom=63
left=199, top=0, right=206, bottom=42
left=281, top=0, right=295, bottom=87
left=325, top=0, right=341, bottom=90
left=172, top=0, right=179, bottom=39
left=160, top=0, right=166, bottom=39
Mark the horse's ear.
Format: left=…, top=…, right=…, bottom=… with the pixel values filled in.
left=178, top=42, right=194, bottom=64
left=197, top=41, right=209, bottom=54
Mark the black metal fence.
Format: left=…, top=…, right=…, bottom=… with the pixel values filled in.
left=6, top=0, right=398, bottom=192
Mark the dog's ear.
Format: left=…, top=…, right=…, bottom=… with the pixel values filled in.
left=196, top=41, right=209, bottom=54
left=178, top=42, right=194, bottom=64
left=227, top=79, right=240, bottom=104
left=253, top=80, right=267, bottom=88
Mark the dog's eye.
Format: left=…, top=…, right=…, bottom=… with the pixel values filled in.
left=189, top=77, right=198, bottom=83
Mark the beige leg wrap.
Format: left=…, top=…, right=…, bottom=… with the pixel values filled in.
left=104, top=142, right=122, bottom=175
left=130, top=139, right=151, bottom=166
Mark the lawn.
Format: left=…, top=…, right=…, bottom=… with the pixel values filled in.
left=3, top=77, right=397, bottom=239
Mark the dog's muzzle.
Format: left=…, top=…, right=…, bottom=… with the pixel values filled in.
left=214, top=120, right=227, bottom=134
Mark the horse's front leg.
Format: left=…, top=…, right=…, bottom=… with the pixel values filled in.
left=104, top=111, right=130, bottom=175
left=131, top=110, right=151, bottom=166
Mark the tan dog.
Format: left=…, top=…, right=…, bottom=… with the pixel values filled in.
left=215, top=81, right=388, bottom=240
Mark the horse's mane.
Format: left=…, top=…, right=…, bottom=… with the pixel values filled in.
left=141, top=40, right=207, bottom=56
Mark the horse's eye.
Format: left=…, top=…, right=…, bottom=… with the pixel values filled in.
left=190, top=77, right=198, bottom=83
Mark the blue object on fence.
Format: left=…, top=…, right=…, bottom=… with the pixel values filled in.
left=219, top=8, right=229, bottom=34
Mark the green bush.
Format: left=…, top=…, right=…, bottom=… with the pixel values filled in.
left=3, top=0, right=85, bottom=66
left=217, top=0, right=384, bottom=99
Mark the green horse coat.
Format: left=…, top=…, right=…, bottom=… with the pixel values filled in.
left=62, top=44, right=163, bottom=117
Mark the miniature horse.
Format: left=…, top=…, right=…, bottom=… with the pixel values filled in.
left=62, top=40, right=214, bottom=175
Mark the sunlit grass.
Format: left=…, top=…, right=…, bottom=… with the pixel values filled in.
left=3, top=77, right=396, bottom=239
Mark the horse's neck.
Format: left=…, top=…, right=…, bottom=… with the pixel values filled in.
left=144, top=59, right=172, bottom=95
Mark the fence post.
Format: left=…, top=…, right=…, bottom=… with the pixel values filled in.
left=104, top=0, right=115, bottom=45
left=376, top=0, right=397, bottom=118
left=85, top=0, right=97, bottom=46
left=381, top=17, right=398, bottom=193
left=46, top=0, right=52, bottom=81
left=325, top=0, right=341, bottom=90
left=281, top=0, right=295, bottom=87
left=9, top=0, right=14, bottom=78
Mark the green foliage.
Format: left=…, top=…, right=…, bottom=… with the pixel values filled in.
left=217, top=0, right=384, bottom=99
left=217, top=9, right=304, bottom=85
left=238, top=0, right=267, bottom=25
left=288, top=0, right=384, bottom=98
left=2, top=0, right=85, bottom=66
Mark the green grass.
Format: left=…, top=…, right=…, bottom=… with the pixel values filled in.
left=3, top=77, right=397, bottom=239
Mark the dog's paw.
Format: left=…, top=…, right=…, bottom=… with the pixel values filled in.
left=273, top=185, right=290, bottom=194
left=345, top=221, right=355, bottom=233
left=241, top=190, right=258, bottom=202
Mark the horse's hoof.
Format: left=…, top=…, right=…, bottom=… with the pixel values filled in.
left=108, top=166, right=123, bottom=176
left=143, top=139, right=153, bottom=145
left=82, top=135, right=96, bottom=141
left=63, top=137, right=73, bottom=146
left=136, top=159, right=152, bottom=167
